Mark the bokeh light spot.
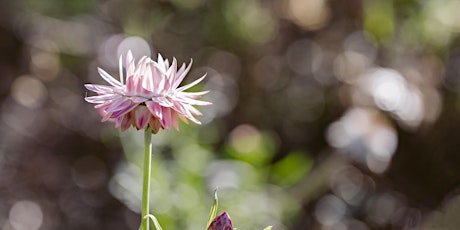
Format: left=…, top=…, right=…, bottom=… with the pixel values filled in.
left=98, top=34, right=125, bottom=68
left=30, top=50, right=60, bottom=82
left=229, top=124, right=262, bottom=154
left=285, top=0, right=330, bottom=31
left=363, top=68, right=406, bottom=112
left=315, top=195, right=347, bottom=226
left=206, top=160, right=256, bottom=192
left=117, top=36, right=152, bottom=61
left=326, top=108, right=397, bottom=173
left=9, top=200, right=43, bottom=230
left=11, top=75, right=47, bottom=108
left=334, top=51, right=372, bottom=83
left=360, top=68, right=425, bottom=128
left=224, top=0, right=276, bottom=44
left=331, top=166, right=365, bottom=205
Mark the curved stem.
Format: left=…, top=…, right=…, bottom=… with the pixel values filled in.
left=142, top=128, right=152, bottom=230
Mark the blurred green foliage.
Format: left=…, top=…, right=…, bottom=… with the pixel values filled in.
left=2, top=0, right=460, bottom=229
left=364, top=0, right=395, bottom=43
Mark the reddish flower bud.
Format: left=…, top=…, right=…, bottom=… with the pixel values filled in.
left=208, top=212, right=233, bottom=230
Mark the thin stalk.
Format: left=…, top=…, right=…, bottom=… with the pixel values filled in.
left=141, top=128, right=152, bottom=230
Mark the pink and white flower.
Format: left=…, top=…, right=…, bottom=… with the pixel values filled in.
left=85, top=51, right=211, bottom=133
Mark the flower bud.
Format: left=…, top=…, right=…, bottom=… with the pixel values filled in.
left=208, top=212, right=233, bottom=230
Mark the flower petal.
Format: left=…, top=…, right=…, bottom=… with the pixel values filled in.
left=130, top=96, right=148, bottom=104
left=171, top=101, right=197, bottom=121
left=150, top=62, right=162, bottom=93
left=179, top=106, right=201, bottom=124
left=170, top=110, right=179, bottom=131
left=110, top=103, right=138, bottom=118
left=166, top=58, right=177, bottom=89
left=106, top=98, right=132, bottom=113
left=121, top=112, right=134, bottom=131
left=174, top=96, right=212, bottom=106
left=101, top=110, right=112, bottom=122
left=114, top=116, right=123, bottom=128
left=145, top=101, right=163, bottom=120
left=176, top=62, right=187, bottom=77
left=85, top=84, right=115, bottom=94
left=183, top=103, right=203, bottom=116
left=154, top=97, right=174, bottom=107
left=135, top=106, right=150, bottom=130
left=143, top=63, right=154, bottom=92
left=98, top=67, right=122, bottom=87
left=177, top=113, right=189, bottom=124
left=119, top=54, right=124, bottom=85
left=85, top=94, right=121, bottom=104
left=126, top=50, right=135, bottom=78
left=172, top=59, right=192, bottom=89
left=156, top=67, right=167, bottom=95
left=157, top=53, right=167, bottom=73
left=176, top=74, right=207, bottom=92
left=179, top=90, right=210, bottom=99
left=149, top=118, right=162, bottom=133
left=161, top=107, right=172, bottom=130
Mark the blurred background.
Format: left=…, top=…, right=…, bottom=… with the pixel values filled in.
left=1, top=0, right=460, bottom=229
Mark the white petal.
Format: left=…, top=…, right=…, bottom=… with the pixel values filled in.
left=119, top=54, right=124, bottom=84
left=174, top=97, right=212, bottom=106
left=85, top=84, right=115, bottom=93
left=85, top=94, right=120, bottom=103
left=176, top=74, right=207, bottom=92
left=178, top=90, right=209, bottom=98
left=172, top=59, right=192, bottom=89
left=126, top=50, right=135, bottom=78
left=98, top=67, right=122, bottom=87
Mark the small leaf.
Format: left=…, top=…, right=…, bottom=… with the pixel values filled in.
left=263, top=226, right=273, bottom=230
left=145, top=214, right=164, bottom=230
left=206, top=189, right=219, bottom=229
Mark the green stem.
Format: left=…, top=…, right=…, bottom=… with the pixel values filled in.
left=142, top=128, right=152, bottom=230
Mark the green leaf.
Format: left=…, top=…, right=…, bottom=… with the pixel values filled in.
left=363, top=0, right=395, bottom=43
left=145, top=214, right=164, bottom=230
left=271, top=151, right=312, bottom=186
left=206, top=189, right=219, bottom=229
left=263, top=226, right=272, bottom=230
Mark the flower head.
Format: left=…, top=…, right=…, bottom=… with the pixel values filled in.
left=208, top=212, right=233, bottom=230
left=85, top=51, right=210, bottom=133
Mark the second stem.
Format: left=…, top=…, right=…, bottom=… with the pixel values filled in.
left=142, top=128, right=152, bottom=230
